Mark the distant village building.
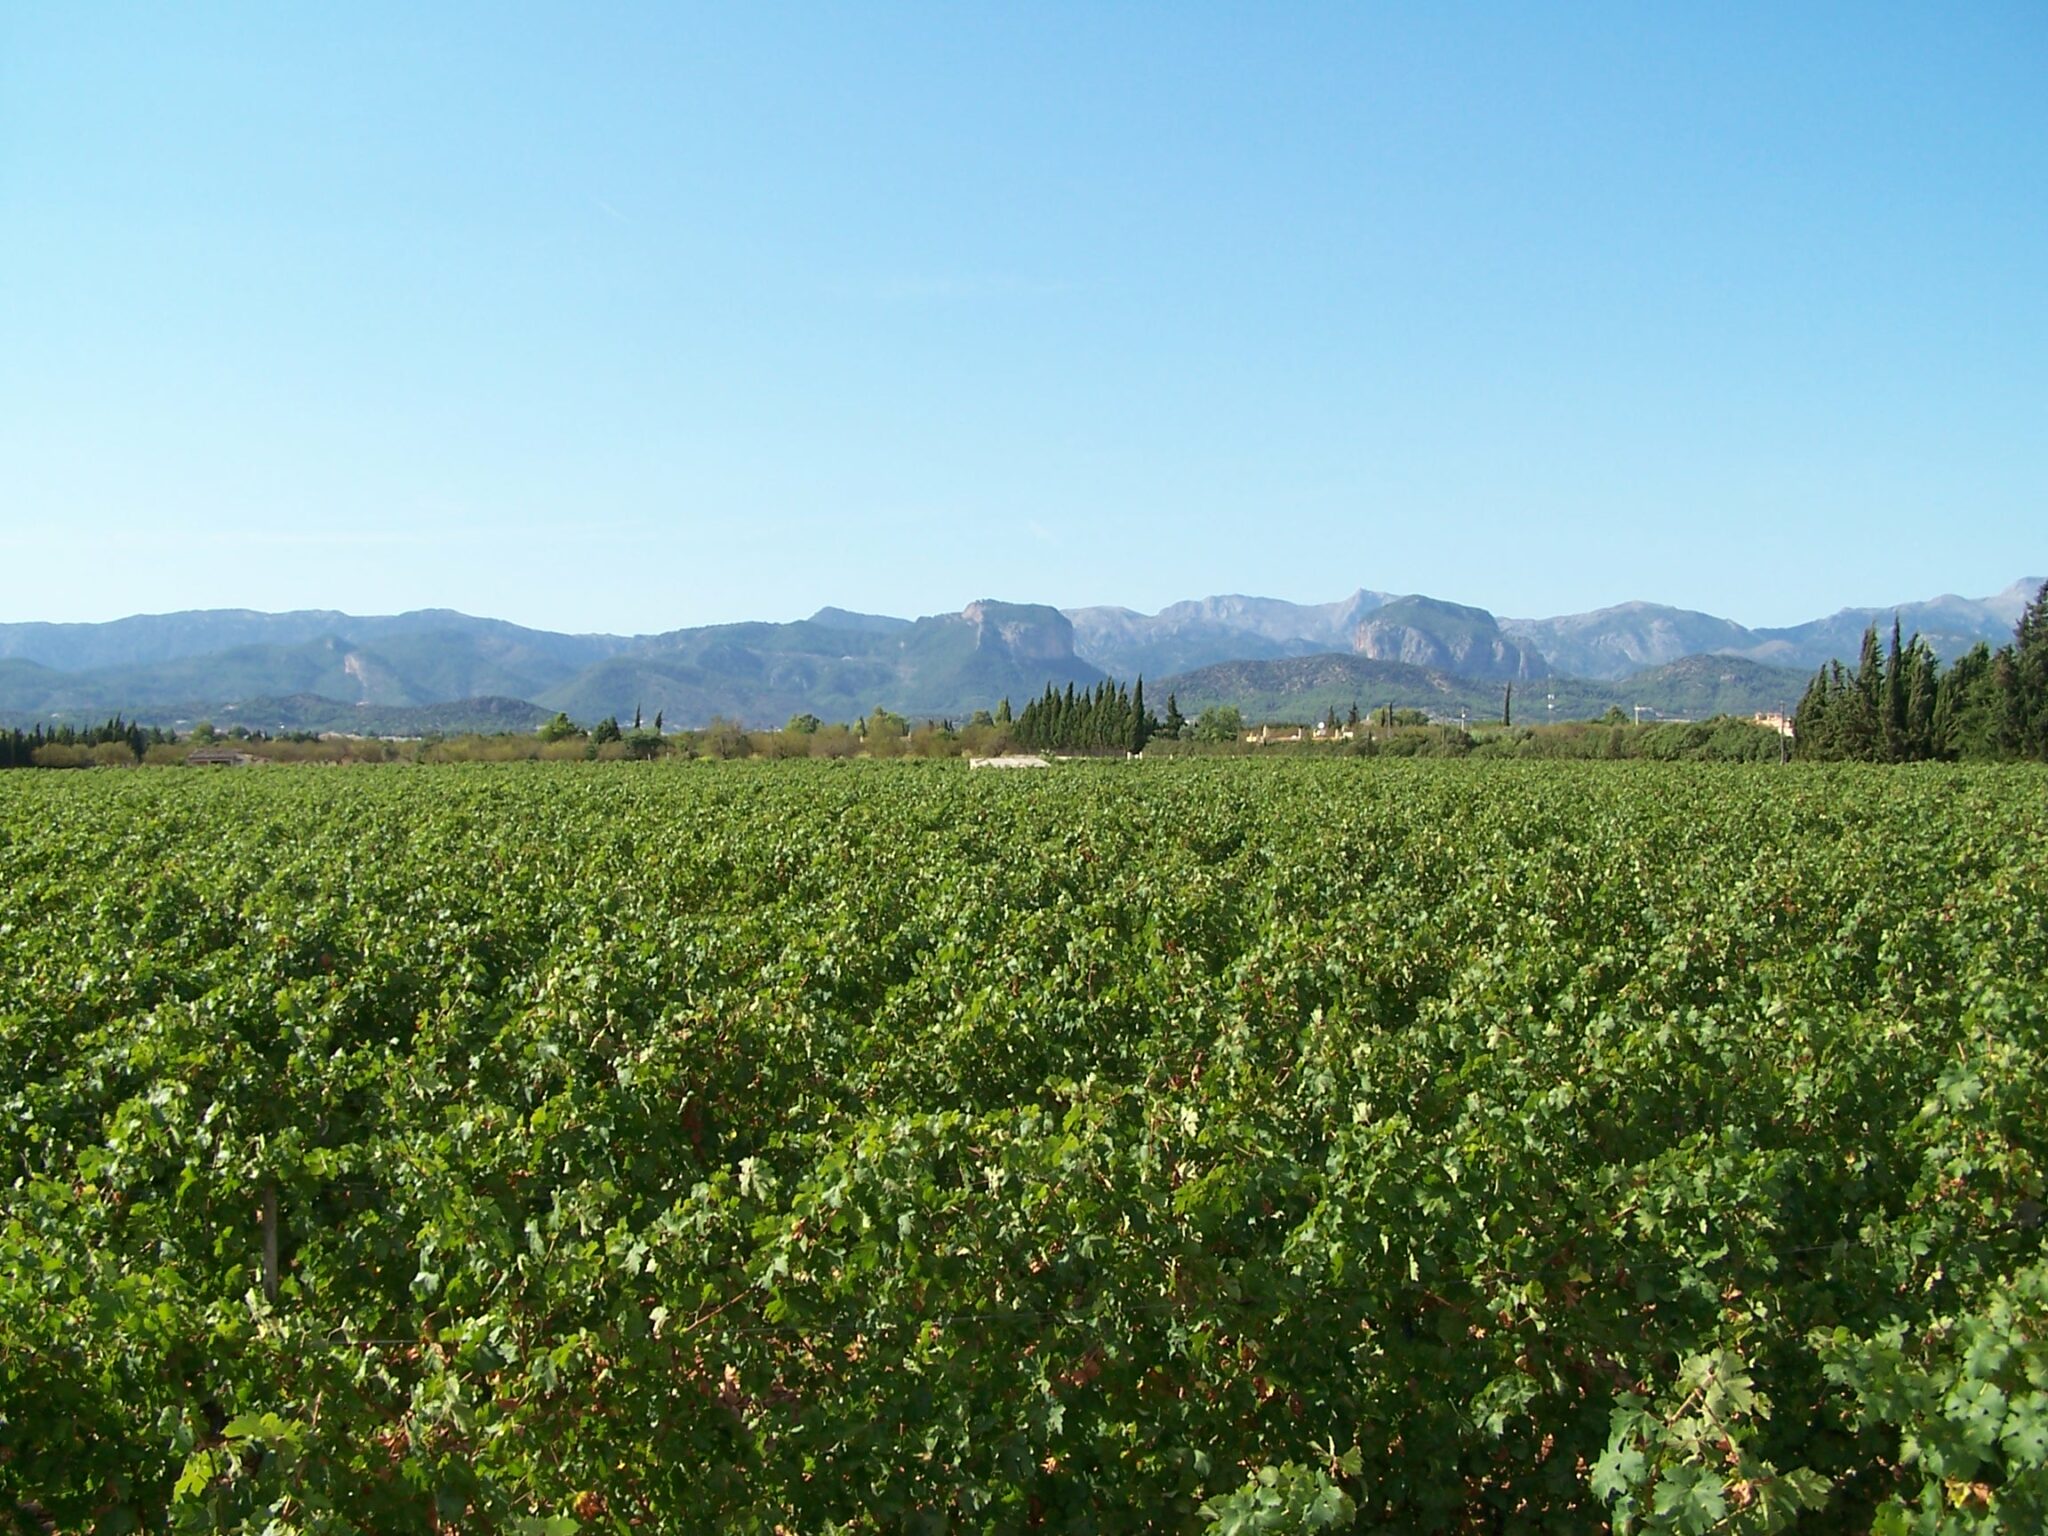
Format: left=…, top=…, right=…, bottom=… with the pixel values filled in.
left=1244, top=722, right=1353, bottom=745
left=1752, top=711, right=1795, bottom=738
left=185, top=749, right=257, bottom=767
left=969, top=754, right=1052, bottom=770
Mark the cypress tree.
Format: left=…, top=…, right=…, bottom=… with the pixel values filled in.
left=2010, top=579, right=2048, bottom=759
left=1793, top=666, right=1836, bottom=760
left=1163, top=693, right=1184, bottom=740
left=1827, top=631, right=1881, bottom=760
left=1905, top=640, right=1939, bottom=760
left=1857, top=626, right=1885, bottom=740
left=1882, top=618, right=1907, bottom=760
left=1988, top=646, right=2022, bottom=757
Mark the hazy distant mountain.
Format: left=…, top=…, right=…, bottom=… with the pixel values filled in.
left=1068, top=588, right=1553, bottom=680
left=807, top=607, right=914, bottom=636
left=1068, top=589, right=1390, bottom=676
left=0, top=579, right=2035, bottom=731
left=1499, top=603, right=1758, bottom=679
left=0, top=607, right=624, bottom=676
left=0, top=630, right=604, bottom=718
left=1501, top=580, right=2043, bottom=680
left=1732, top=580, right=2045, bottom=674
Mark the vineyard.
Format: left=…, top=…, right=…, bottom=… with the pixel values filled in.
left=4, top=759, right=2047, bottom=1533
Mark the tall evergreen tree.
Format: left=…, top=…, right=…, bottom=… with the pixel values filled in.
left=1882, top=618, right=1907, bottom=760
left=1989, top=647, right=2023, bottom=757
left=1904, top=639, right=1939, bottom=759
left=2009, top=579, right=2048, bottom=759
left=1793, top=667, right=1832, bottom=759
left=1838, top=630, right=1884, bottom=759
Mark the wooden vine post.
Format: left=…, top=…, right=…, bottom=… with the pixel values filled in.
left=261, top=1180, right=279, bottom=1305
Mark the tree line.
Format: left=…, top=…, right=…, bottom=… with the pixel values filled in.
left=1792, top=581, right=2048, bottom=761
left=0, top=716, right=171, bottom=769
left=1010, top=678, right=1182, bottom=754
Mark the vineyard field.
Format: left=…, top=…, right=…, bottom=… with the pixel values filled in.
left=4, top=759, right=2047, bottom=1533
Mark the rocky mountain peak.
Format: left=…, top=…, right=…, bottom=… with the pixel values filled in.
left=961, top=601, right=1078, bottom=662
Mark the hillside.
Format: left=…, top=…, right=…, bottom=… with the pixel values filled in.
left=1607, top=654, right=1813, bottom=719
left=542, top=602, right=1106, bottom=725
left=1157, top=651, right=1811, bottom=724
left=1157, top=654, right=1505, bottom=722
left=205, top=694, right=556, bottom=736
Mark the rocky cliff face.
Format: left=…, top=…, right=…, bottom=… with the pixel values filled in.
left=1350, top=597, right=1549, bottom=681
left=962, top=601, right=1079, bottom=663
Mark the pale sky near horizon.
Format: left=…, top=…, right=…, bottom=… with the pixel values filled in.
left=2, top=4, right=2043, bottom=635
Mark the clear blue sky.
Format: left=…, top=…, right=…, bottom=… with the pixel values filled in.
left=3, top=4, right=2042, bottom=634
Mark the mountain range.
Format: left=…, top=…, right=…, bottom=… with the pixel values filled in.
left=0, top=580, right=2036, bottom=734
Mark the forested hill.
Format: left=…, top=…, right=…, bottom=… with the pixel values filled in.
left=1157, top=652, right=1812, bottom=724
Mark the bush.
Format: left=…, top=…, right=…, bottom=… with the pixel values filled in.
left=700, top=718, right=752, bottom=761
left=810, top=726, right=860, bottom=759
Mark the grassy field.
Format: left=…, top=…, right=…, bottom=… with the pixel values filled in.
left=4, top=759, right=2046, bottom=1532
